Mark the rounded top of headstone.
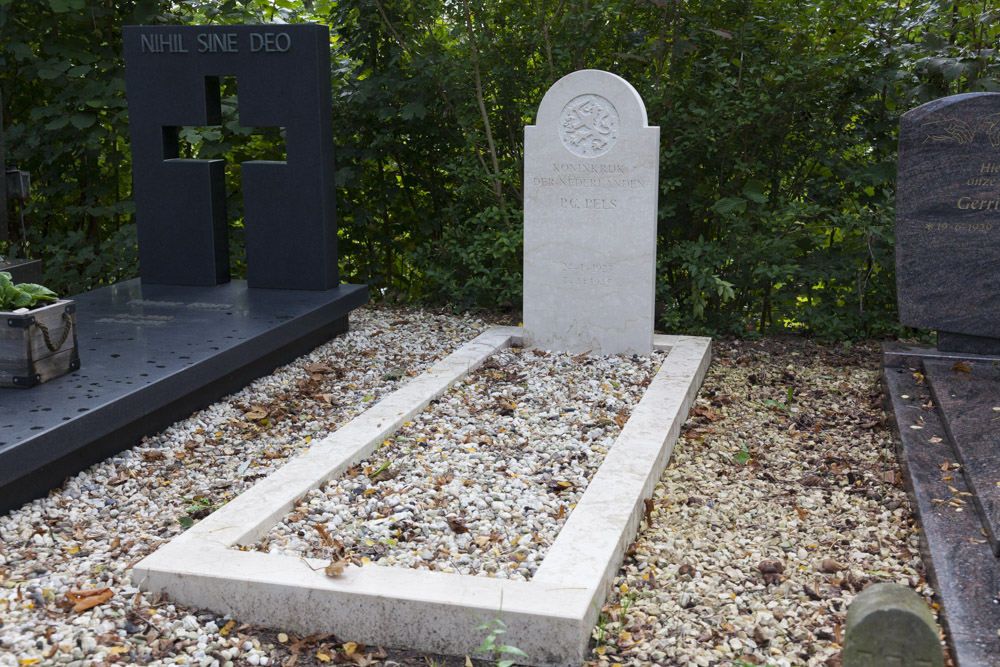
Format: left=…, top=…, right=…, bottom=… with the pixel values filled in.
left=901, top=91, right=1000, bottom=122
left=843, top=583, right=943, bottom=667
left=532, top=70, right=651, bottom=150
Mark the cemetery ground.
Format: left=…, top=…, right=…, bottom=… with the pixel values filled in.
left=0, top=305, right=935, bottom=667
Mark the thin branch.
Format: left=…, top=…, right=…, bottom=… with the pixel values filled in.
left=462, top=0, right=506, bottom=211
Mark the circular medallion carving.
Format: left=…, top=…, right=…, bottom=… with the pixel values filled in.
left=558, top=94, right=620, bottom=157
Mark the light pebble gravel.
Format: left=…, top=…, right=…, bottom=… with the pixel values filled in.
left=587, top=338, right=936, bottom=667
left=0, top=306, right=487, bottom=667
left=0, top=310, right=936, bottom=667
left=257, top=346, right=658, bottom=580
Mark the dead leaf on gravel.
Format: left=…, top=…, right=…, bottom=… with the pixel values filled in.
left=313, top=524, right=335, bottom=547
left=244, top=405, right=268, bottom=420
left=141, top=450, right=166, bottom=462
left=548, top=480, right=573, bottom=494
left=757, top=559, right=784, bottom=585
left=643, top=497, right=654, bottom=527
left=66, top=587, right=113, bottom=612
left=446, top=517, right=469, bottom=534
left=952, top=361, right=972, bottom=374
left=799, top=474, right=826, bottom=487
left=802, top=583, right=823, bottom=601
left=821, top=558, right=844, bottom=573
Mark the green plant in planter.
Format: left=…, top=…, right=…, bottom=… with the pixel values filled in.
left=0, top=271, right=59, bottom=311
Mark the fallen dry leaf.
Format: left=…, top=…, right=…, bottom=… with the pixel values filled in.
left=758, top=559, right=784, bottom=585
left=446, top=517, right=469, bottom=534
left=799, top=474, right=826, bottom=487
left=66, top=587, right=113, bottom=612
left=243, top=405, right=268, bottom=420
left=952, top=361, right=972, bottom=374
left=313, top=524, right=335, bottom=547
left=820, top=558, right=844, bottom=573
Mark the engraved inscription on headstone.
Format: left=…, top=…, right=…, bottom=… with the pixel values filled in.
left=523, top=70, right=658, bottom=355
left=123, top=25, right=339, bottom=290
left=96, top=314, right=175, bottom=327
left=896, top=92, right=1000, bottom=351
left=128, top=299, right=186, bottom=308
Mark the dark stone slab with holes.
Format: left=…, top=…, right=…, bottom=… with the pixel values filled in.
left=896, top=93, right=1000, bottom=355
left=0, top=279, right=367, bottom=515
left=123, top=24, right=338, bottom=289
left=882, top=342, right=1000, bottom=667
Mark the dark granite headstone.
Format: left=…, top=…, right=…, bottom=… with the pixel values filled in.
left=897, top=92, right=1000, bottom=353
left=123, top=25, right=338, bottom=289
left=886, top=92, right=1000, bottom=665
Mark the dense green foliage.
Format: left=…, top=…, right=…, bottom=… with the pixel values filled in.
left=1, top=0, right=998, bottom=337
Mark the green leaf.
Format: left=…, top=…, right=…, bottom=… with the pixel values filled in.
left=48, top=0, right=84, bottom=12
left=11, top=291, right=32, bottom=309
left=178, top=516, right=195, bottom=528
left=742, top=180, right=768, bottom=204
left=70, top=113, right=96, bottom=129
left=400, top=102, right=427, bottom=120
left=496, top=645, right=528, bottom=657
left=711, top=197, right=747, bottom=214
left=46, top=116, right=71, bottom=130
left=18, top=283, right=59, bottom=304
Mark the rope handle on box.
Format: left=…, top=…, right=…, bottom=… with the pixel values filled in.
left=35, top=311, right=74, bottom=352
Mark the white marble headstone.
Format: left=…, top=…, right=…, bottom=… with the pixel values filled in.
left=523, top=70, right=659, bottom=355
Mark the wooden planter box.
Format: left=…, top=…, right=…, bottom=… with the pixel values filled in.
left=0, top=300, right=80, bottom=388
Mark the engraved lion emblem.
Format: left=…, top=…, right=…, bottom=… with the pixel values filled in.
left=559, top=94, right=620, bottom=157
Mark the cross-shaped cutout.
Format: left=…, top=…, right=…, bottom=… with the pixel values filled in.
left=161, top=76, right=286, bottom=163
left=125, top=24, right=339, bottom=289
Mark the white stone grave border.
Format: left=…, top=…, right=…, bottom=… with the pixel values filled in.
left=132, top=327, right=710, bottom=666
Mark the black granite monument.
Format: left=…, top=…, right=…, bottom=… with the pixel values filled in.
left=896, top=92, right=1000, bottom=355
left=123, top=24, right=337, bottom=289
left=0, top=24, right=367, bottom=515
left=883, top=91, right=1000, bottom=666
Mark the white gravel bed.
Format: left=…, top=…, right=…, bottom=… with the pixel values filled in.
left=255, top=347, right=659, bottom=580
left=0, top=306, right=487, bottom=667
left=0, top=315, right=937, bottom=667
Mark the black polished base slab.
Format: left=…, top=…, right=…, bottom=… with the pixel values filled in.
left=882, top=342, right=1000, bottom=667
left=938, top=331, right=1000, bottom=356
left=0, top=279, right=367, bottom=515
left=924, top=358, right=1000, bottom=556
